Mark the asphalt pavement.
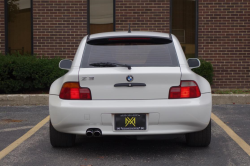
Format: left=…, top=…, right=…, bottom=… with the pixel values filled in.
left=0, top=105, right=250, bottom=166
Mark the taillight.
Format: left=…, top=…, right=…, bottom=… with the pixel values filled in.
left=59, top=82, right=92, bottom=100
left=169, top=81, right=201, bottom=99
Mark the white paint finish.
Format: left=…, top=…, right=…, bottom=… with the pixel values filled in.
left=49, top=77, right=64, bottom=95
left=84, top=114, right=90, bottom=120
left=71, top=36, right=87, bottom=68
left=101, top=114, right=112, bottom=125
left=149, top=113, right=160, bottom=125
left=172, top=34, right=188, bottom=66
left=79, top=67, right=181, bottom=99
left=49, top=31, right=212, bottom=136
left=49, top=68, right=79, bottom=95
left=49, top=93, right=211, bottom=135
left=2, top=94, right=249, bottom=106
left=89, top=31, right=171, bottom=40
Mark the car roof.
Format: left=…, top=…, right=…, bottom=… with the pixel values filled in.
left=89, top=31, right=171, bottom=39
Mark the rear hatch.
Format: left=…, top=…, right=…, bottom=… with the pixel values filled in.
left=79, top=36, right=181, bottom=100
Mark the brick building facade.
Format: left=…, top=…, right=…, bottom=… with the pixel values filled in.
left=199, top=0, right=250, bottom=89
left=33, top=0, right=88, bottom=59
left=116, top=0, right=170, bottom=32
left=1, top=0, right=250, bottom=89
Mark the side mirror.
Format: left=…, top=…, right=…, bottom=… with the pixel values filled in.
left=187, top=58, right=200, bottom=69
left=59, top=59, right=72, bottom=70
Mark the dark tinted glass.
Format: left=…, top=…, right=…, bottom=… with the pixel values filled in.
left=7, top=0, right=32, bottom=54
left=172, top=0, right=196, bottom=59
left=81, top=42, right=179, bottom=68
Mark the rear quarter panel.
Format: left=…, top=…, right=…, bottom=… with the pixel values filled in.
left=49, top=68, right=79, bottom=95
left=180, top=66, right=211, bottom=93
left=172, top=34, right=211, bottom=93
left=49, top=36, right=86, bottom=95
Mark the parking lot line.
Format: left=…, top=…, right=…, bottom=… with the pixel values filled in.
left=0, top=126, right=34, bottom=133
left=211, top=113, right=250, bottom=156
left=1, top=113, right=249, bottom=161
left=0, top=115, right=50, bottom=160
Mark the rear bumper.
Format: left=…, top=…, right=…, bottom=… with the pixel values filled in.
left=49, top=93, right=212, bottom=135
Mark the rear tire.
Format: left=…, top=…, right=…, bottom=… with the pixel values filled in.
left=50, top=121, right=76, bottom=147
left=185, top=120, right=211, bottom=147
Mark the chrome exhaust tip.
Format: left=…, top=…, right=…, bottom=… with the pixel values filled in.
left=93, top=129, right=102, bottom=137
left=86, top=129, right=93, bottom=137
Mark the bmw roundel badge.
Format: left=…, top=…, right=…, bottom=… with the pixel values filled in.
left=126, top=75, right=133, bottom=82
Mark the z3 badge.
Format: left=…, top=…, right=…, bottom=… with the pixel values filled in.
left=82, top=77, right=94, bottom=81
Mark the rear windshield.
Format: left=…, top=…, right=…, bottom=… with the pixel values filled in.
left=81, top=37, right=179, bottom=68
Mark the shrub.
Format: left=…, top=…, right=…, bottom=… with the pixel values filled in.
left=0, top=54, right=67, bottom=94
left=192, top=59, right=214, bottom=85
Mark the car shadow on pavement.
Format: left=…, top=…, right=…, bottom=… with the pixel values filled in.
left=72, top=134, right=208, bottom=157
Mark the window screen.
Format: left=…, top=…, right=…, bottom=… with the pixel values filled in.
left=81, top=41, right=179, bottom=68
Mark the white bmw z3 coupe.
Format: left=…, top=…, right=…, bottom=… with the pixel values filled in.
left=49, top=31, right=212, bottom=147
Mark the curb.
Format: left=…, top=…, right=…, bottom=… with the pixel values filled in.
left=212, top=94, right=250, bottom=105
left=0, top=95, right=49, bottom=106
left=0, top=94, right=250, bottom=106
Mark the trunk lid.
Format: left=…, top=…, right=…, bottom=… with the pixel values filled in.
left=79, top=67, right=181, bottom=100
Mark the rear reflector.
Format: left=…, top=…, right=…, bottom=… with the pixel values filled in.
left=169, top=81, right=201, bottom=99
left=59, top=82, right=91, bottom=100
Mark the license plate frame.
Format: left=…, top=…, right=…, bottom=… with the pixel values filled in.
left=114, top=114, right=147, bottom=130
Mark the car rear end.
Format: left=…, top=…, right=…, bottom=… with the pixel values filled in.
left=49, top=32, right=212, bottom=147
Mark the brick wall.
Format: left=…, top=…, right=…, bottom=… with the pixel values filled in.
left=116, top=0, right=170, bottom=32
left=33, top=0, right=88, bottom=59
left=0, top=0, right=4, bottom=54
left=199, top=0, right=250, bottom=89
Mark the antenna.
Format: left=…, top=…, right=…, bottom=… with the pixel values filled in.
left=87, top=34, right=90, bottom=41
left=128, top=23, right=131, bottom=33
left=169, top=0, right=173, bottom=41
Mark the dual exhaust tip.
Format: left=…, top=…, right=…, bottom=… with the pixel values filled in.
left=86, top=128, right=102, bottom=137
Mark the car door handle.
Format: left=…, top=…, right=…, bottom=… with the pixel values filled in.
left=114, top=83, right=146, bottom=87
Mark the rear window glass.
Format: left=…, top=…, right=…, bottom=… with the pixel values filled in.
left=81, top=38, right=179, bottom=68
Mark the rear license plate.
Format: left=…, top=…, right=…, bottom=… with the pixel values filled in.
left=115, top=114, right=146, bottom=130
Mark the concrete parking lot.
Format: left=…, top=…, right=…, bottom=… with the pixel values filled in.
left=0, top=105, right=250, bottom=166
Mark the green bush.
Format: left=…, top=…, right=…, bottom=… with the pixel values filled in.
left=0, top=54, right=67, bottom=94
left=192, top=59, right=213, bottom=85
